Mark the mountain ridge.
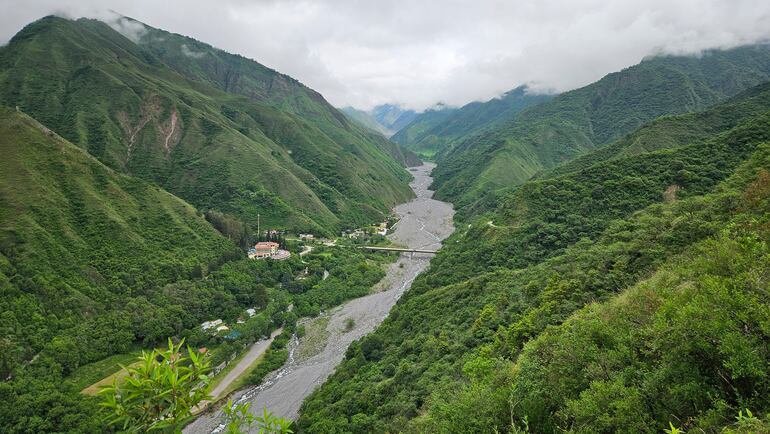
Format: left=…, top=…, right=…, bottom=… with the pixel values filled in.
left=430, top=44, right=770, bottom=214
left=391, top=86, right=553, bottom=159
left=0, top=15, right=415, bottom=234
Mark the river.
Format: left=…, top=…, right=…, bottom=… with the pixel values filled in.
left=185, top=163, right=454, bottom=433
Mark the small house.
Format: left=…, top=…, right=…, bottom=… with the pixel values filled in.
left=201, top=319, right=223, bottom=331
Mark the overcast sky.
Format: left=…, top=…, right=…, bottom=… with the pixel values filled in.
left=2, top=0, right=770, bottom=111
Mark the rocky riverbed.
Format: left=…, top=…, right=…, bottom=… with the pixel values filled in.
left=185, top=163, right=454, bottom=433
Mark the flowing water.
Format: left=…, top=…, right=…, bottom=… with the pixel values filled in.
left=185, top=163, right=454, bottom=433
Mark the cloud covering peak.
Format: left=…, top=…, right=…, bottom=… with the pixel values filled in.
left=2, top=0, right=770, bottom=110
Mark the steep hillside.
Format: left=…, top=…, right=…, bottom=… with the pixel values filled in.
left=431, top=45, right=770, bottom=212
left=0, top=16, right=414, bottom=234
left=392, top=87, right=552, bottom=158
left=389, top=104, right=456, bottom=158
left=542, top=80, right=770, bottom=179
left=132, top=19, right=421, bottom=169
left=0, top=105, right=237, bottom=389
left=296, top=81, right=770, bottom=433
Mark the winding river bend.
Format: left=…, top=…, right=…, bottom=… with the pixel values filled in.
left=186, top=163, right=454, bottom=433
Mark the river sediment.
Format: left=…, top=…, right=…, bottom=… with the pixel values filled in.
left=185, top=163, right=454, bottom=433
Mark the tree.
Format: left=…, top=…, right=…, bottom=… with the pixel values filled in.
left=100, top=339, right=294, bottom=434
left=99, top=339, right=210, bottom=433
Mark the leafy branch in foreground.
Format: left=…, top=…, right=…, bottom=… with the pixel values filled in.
left=98, top=338, right=211, bottom=433
left=223, top=400, right=293, bottom=434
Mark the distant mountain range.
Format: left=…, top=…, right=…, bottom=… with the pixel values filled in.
left=340, top=104, right=419, bottom=137
left=343, top=86, right=554, bottom=161
left=392, top=86, right=553, bottom=159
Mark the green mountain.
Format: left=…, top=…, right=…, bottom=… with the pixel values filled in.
left=0, top=106, right=244, bottom=429
left=0, top=104, right=404, bottom=432
left=132, top=23, right=421, bottom=168
left=371, top=104, right=418, bottom=134
left=340, top=106, right=393, bottom=136
left=431, top=45, right=770, bottom=213
left=296, top=80, right=770, bottom=433
left=391, top=87, right=552, bottom=158
left=0, top=16, right=415, bottom=234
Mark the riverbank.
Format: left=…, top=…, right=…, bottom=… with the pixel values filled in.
left=185, top=163, right=454, bottom=433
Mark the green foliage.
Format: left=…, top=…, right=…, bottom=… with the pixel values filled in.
left=296, top=80, right=770, bottom=433
left=392, top=87, right=552, bottom=159
left=247, top=331, right=291, bottom=385
left=0, top=107, right=397, bottom=432
left=0, top=16, right=414, bottom=234
left=431, top=44, right=770, bottom=214
left=222, top=400, right=256, bottom=434
left=664, top=422, right=685, bottom=434
left=99, top=339, right=211, bottom=433
left=343, top=318, right=355, bottom=332
left=222, top=400, right=293, bottom=434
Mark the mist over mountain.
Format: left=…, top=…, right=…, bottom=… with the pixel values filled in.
left=2, top=4, right=770, bottom=434
left=0, top=15, right=416, bottom=234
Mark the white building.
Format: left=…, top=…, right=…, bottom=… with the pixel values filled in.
left=201, top=319, right=223, bottom=331
left=246, top=308, right=256, bottom=317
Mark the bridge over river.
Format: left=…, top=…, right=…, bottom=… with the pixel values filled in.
left=185, top=163, right=454, bottom=432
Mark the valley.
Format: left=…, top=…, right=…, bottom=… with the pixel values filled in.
left=186, top=163, right=454, bottom=432
left=2, top=5, right=770, bottom=434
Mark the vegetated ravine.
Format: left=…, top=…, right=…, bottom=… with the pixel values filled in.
left=186, top=163, right=455, bottom=433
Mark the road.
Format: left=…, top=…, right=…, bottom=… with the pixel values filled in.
left=193, top=327, right=284, bottom=412
left=186, top=163, right=455, bottom=432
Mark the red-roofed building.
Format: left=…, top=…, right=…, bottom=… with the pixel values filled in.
left=249, top=241, right=280, bottom=259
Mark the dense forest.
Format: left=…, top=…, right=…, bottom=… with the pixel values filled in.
left=0, top=16, right=417, bottom=234
left=0, top=106, right=403, bottom=432
left=429, top=44, right=770, bottom=215
left=296, top=76, right=770, bottom=432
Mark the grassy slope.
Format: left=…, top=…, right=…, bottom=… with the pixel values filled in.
left=391, top=87, right=552, bottom=158
left=0, top=16, right=413, bottom=234
left=295, top=81, right=770, bottom=433
left=136, top=21, right=421, bottom=169
left=431, top=45, right=770, bottom=213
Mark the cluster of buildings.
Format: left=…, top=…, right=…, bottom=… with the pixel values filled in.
left=341, top=221, right=389, bottom=239
left=201, top=319, right=229, bottom=333
left=200, top=307, right=258, bottom=339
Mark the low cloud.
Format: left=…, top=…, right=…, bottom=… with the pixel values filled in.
left=105, top=15, right=147, bottom=43
left=181, top=44, right=206, bottom=59
left=2, top=0, right=770, bottom=110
